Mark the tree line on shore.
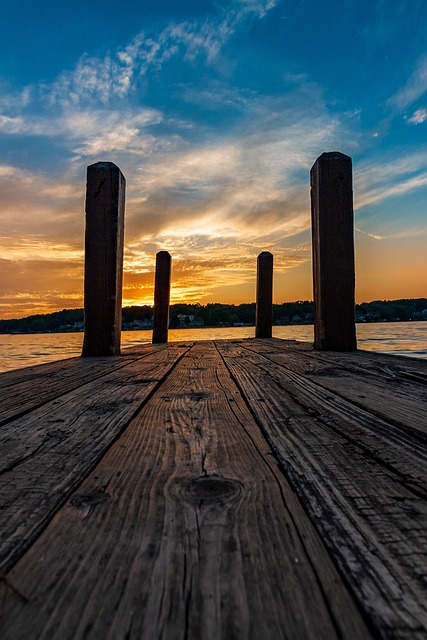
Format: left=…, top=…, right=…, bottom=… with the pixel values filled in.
left=1, top=298, right=426, bottom=334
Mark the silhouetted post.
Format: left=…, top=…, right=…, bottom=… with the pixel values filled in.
left=152, top=251, right=172, bottom=344
left=256, top=251, right=273, bottom=338
left=82, top=162, right=126, bottom=357
left=310, top=152, right=357, bottom=351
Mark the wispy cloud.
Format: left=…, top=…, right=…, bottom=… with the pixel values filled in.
left=387, top=54, right=427, bottom=111
left=120, top=89, right=350, bottom=246
left=408, top=107, right=427, bottom=124
left=355, top=228, right=385, bottom=240
left=0, top=255, right=83, bottom=319
left=0, top=165, right=84, bottom=245
left=2, top=0, right=426, bottom=317
left=123, top=233, right=307, bottom=306
left=0, top=81, right=339, bottom=313
left=0, top=1, right=280, bottom=162
left=358, top=171, right=427, bottom=208
left=354, top=146, right=427, bottom=247
left=356, top=226, right=427, bottom=241
left=0, top=114, right=27, bottom=134
left=24, top=0, right=278, bottom=109
left=355, top=148, right=427, bottom=208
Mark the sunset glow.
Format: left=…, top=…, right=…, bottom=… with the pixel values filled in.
left=1, top=1, right=426, bottom=320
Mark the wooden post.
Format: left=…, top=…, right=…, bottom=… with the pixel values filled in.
left=310, top=152, right=357, bottom=351
left=82, top=162, right=126, bottom=357
left=152, top=251, right=172, bottom=344
left=255, top=251, right=273, bottom=338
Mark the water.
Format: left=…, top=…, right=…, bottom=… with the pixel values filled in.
left=0, top=322, right=426, bottom=373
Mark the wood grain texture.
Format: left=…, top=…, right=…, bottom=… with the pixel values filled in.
left=0, top=343, right=370, bottom=640
left=0, top=345, right=160, bottom=426
left=244, top=338, right=427, bottom=437
left=0, top=344, right=188, bottom=572
left=218, top=339, right=427, bottom=638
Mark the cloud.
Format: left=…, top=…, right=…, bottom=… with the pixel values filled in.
left=0, top=256, right=83, bottom=319
left=45, top=41, right=152, bottom=106
left=25, top=0, right=278, bottom=109
left=0, top=74, right=351, bottom=313
left=355, top=149, right=427, bottom=187
left=0, top=107, right=164, bottom=158
left=357, top=172, right=427, bottom=208
left=0, top=1, right=280, bottom=161
left=122, top=232, right=307, bottom=306
left=0, top=115, right=27, bottom=134
left=0, top=164, right=33, bottom=180
left=355, top=228, right=385, bottom=240
left=0, top=165, right=84, bottom=246
left=387, top=55, right=427, bottom=111
left=67, top=109, right=164, bottom=156
left=0, top=4, right=354, bottom=314
left=119, top=89, right=350, bottom=249
left=355, top=226, right=427, bottom=241
left=354, top=148, right=427, bottom=245
left=13, top=0, right=425, bottom=315
left=0, top=113, right=51, bottom=136
left=355, top=148, right=427, bottom=208
left=408, top=107, right=427, bottom=124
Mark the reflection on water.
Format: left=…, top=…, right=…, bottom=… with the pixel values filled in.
left=0, top=321, right=426, bottom=373
left=356, top=322, right=427, bottom=360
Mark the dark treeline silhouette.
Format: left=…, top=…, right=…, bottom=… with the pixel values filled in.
left=1, top=298, right=426, bottom=334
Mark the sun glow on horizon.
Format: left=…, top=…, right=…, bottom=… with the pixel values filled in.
left=0, top=1, right=426, bottom=320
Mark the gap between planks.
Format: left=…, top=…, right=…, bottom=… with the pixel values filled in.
left=0, top=344, right=190, bottom=573
left=0, top=343, right=172, bottom=427
left=243, top=338, right=427, bottom=438
left=216, top=339, right=427, bottom=638
left=0, top=342, right=370, bottom=640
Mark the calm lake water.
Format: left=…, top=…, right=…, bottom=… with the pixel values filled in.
left=0, top=321, right=426, bottom=373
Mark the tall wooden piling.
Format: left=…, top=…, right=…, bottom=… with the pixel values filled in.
left=255, top=251, right=273, bottom=338
left=310, top=152, right=357, bottom=351
left=152, top=251, right=172, bottom=344
left=82, top=162, right=126, bottom=357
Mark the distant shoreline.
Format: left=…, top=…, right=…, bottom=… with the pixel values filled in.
left=1, top=323, right=426, bottom=376
left=1, top=299, right=426, bottom=334
left=2, top=318, right=427, bottom=336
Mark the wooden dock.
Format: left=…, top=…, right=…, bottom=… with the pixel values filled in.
left=1, top=338, right=426, bottom=639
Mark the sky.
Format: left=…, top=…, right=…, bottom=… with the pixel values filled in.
left=0, top=0, right=426, bottom=319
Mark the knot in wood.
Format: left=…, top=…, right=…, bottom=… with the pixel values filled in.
left=69, top=489, right=110, bottom=508
left=182, top=477, right=242, bottom=505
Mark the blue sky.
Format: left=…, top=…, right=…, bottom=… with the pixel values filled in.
left=0, top=0, right=426, bottom=318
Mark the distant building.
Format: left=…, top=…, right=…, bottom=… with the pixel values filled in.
left=122, top=319, right=153, bottom=330
left=177, top=314, right=204, bottom=328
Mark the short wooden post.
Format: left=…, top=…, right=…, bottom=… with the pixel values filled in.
left=310, top=152, right=357, bottom=351
left=82, top=162, right=126, bottom=357
left=255, top=251, right=273, bottom=338
left=152, top=251, right=172, bottom=344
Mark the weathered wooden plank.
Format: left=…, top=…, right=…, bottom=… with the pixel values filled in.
left=234, top=340, right=427, bottom=485
left=0, top=342, right=370, bottom=639
left=225, top=340, right=427, bottom=491
left=0, top=344, right=161, bottom=425
left=218, top=340, right=427, bottom=639
left=0, top=355, right=84, bottom=389
left=244, top=338, right=427, bottom=437
left=0, top=344, right=189, bottom=572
